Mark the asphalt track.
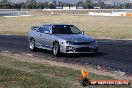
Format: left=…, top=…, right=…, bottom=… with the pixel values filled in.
left=0, top=35, right=132, bottom=74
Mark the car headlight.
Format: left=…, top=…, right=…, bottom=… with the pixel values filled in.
left=90, top=41, right=98, bottom=45
left=66, top=41, right=73, bottom=45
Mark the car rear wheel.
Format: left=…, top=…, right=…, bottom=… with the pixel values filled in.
left=94, top=49, right=98, bottom=54
left=53, top=42, right=60, bottom=56
left=29, top=38, right=37, bottom=52
left=93, top=47, right=98, bottom=55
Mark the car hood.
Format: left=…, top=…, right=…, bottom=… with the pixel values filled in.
left=54, top=34, right=94, bottom=42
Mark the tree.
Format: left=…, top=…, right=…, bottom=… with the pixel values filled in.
left=0, top=0, right=9, bottom=9
left=125, top=3, right=132, bottom=9
left=25, top=0, right=36, bottom=9
left=38, top=2, right=45, bottom=9
left=49, top=3, right=56, bottom=9
left=58, top=1, right=63, bottom=7
left=44, top=2, right=50, bottom=9
left=52, top=0, right=57, bottom=6
left=98, top=1, right=106, bottom=9
left=80, top=0, right=93, bottom=9
left=0, top=0, right=8, bottom=3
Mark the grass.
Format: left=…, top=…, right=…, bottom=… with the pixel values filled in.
left=0, top=15, right=132, bottom=39
left=0, top=55, right=80, bottom=88
left=0, top=55, right=131, bottom=88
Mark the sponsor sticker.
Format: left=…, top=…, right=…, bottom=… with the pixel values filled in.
left=81, top=67, right=131, bottom=86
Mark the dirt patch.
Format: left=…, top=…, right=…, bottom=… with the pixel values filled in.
left=0, top=52, right=132, bottom=83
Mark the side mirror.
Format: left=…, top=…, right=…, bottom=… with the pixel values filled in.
left=82, top=31, right=84, bottom=35
left=45, top=31, right=50, bottom=34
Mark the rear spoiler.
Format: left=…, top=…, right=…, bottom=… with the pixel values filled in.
left=31, top=26, right=40, bottom=30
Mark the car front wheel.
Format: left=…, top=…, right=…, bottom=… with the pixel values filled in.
left=29, top=38, right=37, bottom=52
left=93, top=47, right=98, bottom=56
left=53, top=42, right=60, bottom=56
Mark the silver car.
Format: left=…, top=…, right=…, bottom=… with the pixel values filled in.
left=28, top=24, right=98, bottom=56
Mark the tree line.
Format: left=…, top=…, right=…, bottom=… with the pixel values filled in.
left=77, top=0, right=132, bottom=9
left=0, top=0, right=132, bottom=9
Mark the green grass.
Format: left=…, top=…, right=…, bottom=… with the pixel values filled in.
left=0, top=55, right=131, bottom=88
left=0, top=15, right=132, bottom=39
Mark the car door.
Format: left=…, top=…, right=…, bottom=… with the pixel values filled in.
left=38, top=26, right=47, bottom=48
left=33, top=27, right=43, bottom=47
left=38, top=25, right=53, bottom=50
left=44, top=25, right=54, bottom=50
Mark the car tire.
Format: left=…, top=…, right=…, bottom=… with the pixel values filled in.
left=29, top=38, right=37, bottom=52
left=92, top=48, right=98, bottom=56
left=53, top=42, right=60, bottom=57
left=94, top=49, right=98, bottom=54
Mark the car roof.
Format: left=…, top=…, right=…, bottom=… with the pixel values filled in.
left=42, top=24, right=72, bottom=26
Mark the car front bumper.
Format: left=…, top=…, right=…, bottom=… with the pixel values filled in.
left=60, top=44, right=98, bottom=54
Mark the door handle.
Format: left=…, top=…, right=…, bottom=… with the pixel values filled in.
left=40, top=34, right=41, bottom=37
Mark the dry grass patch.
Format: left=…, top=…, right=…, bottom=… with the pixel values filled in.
left=0, top=15, right=132, bottom=39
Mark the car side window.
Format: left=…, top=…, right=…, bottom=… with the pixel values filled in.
left=44, top=25, right=51, bottom=33
left=37, top=26, right=51, bottom=33
left=70, top=26, right=81, bottom=34
left=37, top=27, right=46, bottom=33
left=41, top=27, right=46, bottom=33
left=37, top=27, right=43, bottom=32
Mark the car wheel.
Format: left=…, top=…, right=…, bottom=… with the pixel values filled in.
left=94, top=49, right=98, bottom=54
left=29, top=38, right=37, bottom=52
left=53, top=42, right=60, bottom=56
left=93, top=48, right=98, bottom=56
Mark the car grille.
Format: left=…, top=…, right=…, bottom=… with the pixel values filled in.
left=73, top=42, right=91, bottom=45
left=76, top=47, right=93, bottom=52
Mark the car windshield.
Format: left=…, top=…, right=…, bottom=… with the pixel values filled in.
left=52, top=25, right=82, bottom=34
